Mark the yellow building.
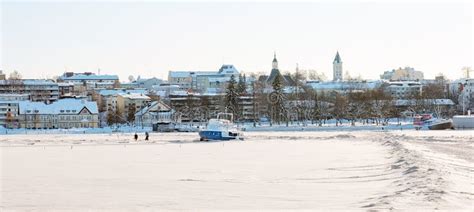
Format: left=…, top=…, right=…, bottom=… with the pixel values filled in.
left=116, top=93, right=151, bottom=120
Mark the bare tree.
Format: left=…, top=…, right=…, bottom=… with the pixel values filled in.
left=332, top=92, right=348, bottom=126
left=307, top=69, right=327, bottom=81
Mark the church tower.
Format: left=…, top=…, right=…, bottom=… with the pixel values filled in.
left=333, top=51, right=343, bottom=81
left=272, top=52, right=278, bottom=70
left=267, top=52, right=284, bottom=84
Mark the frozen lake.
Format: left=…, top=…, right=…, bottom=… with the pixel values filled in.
left=1, top=130, right=473, bottom=210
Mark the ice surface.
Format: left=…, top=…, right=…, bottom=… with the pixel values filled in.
left=1, top=130, right=472, bottom=210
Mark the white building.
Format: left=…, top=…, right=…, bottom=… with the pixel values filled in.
left=18, top=99, right=99, bottom=129
left=381, top=67, right=424, bottom=81
left=333, top=52, right=343, bottom=81
left=168, top=64, right=240, bottom=94
left=386, top=81, right=422, bottom=99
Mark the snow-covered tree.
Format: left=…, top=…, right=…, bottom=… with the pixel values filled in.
left=225, top=75, right=238, bottom=117
left=236, top=74, right=247, bottom=96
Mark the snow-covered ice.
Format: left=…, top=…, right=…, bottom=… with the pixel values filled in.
left=1, top=130, right=472, bottom=210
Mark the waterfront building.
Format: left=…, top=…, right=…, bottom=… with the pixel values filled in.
left=17, top=99, right=99, bottom=129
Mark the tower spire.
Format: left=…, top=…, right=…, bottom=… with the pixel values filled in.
left=272, top=52, right=278, bottom=69
left=334, top=51, right=341, bottom=63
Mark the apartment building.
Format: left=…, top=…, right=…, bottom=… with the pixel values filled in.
left=168, top=64, right=240, bottom=93
left=116, top=93, right=151, bottom=120
left=386, top=81, right=422, bottom=99
left=0, top=80, right=59, bottom=103
left=59, top=72, right=119, bottom=91
left=0, top=101, right=20, bottom=128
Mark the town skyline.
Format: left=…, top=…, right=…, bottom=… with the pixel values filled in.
left=1, top=1, right=472, bottom=81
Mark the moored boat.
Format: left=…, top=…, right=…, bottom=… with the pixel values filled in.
left=199, top=113, right=243, bottom=141
left=413, top=114, right=435, bottom=130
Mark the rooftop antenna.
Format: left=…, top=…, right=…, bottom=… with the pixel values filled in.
left=98, top=68, right=101, bottom=75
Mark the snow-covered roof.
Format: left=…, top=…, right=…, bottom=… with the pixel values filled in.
left=218, top=65, right=239, bottom=75
left=135, top=101, right=172, bottom=116
left=395, top=99, right=455, bottom=106
left=169, top=71, right=221, bottom=78
left=170, top=90, right=188, bottom=95
left=57, top=82, right=74, bottom=86
left=19, top=99, right=98, bottom=115
left=169, top=71, right=192, bottom=78
left=61, top=74, right=119, bottom=81
left=306, top=81, right=380, bottom=90
left=118, top=93, right=151, bottom=100
left=99, top=89, right=147, bottom=96
left=23, top=80, right=58, bottom=86
left=388, top=81, right=421, bottom=86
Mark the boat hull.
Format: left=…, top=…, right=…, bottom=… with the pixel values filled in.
left=428, top=121, right=453, bottom=130
left=199, top=130, right=237, bottom=141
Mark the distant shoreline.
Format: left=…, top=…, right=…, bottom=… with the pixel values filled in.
left=2, top=123, right=473, bottom=136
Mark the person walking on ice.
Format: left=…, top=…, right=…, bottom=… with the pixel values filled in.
left=145, top=132, right=149, bottom=141
left=134, top=133, right=138, bottom=141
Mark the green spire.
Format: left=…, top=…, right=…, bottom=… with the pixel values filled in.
left=334, top=51, right=342, bottom=63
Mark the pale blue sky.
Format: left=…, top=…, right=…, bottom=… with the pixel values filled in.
left=1, top=1, right=472, bottom=81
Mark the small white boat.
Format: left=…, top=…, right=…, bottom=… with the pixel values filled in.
left=199, top=113, right=243, bottom=141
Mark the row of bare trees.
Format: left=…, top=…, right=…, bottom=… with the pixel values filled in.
left=246, top=77, right=455, bottom=126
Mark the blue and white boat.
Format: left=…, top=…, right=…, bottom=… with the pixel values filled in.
left=199, top=113, right=243, bottom=141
